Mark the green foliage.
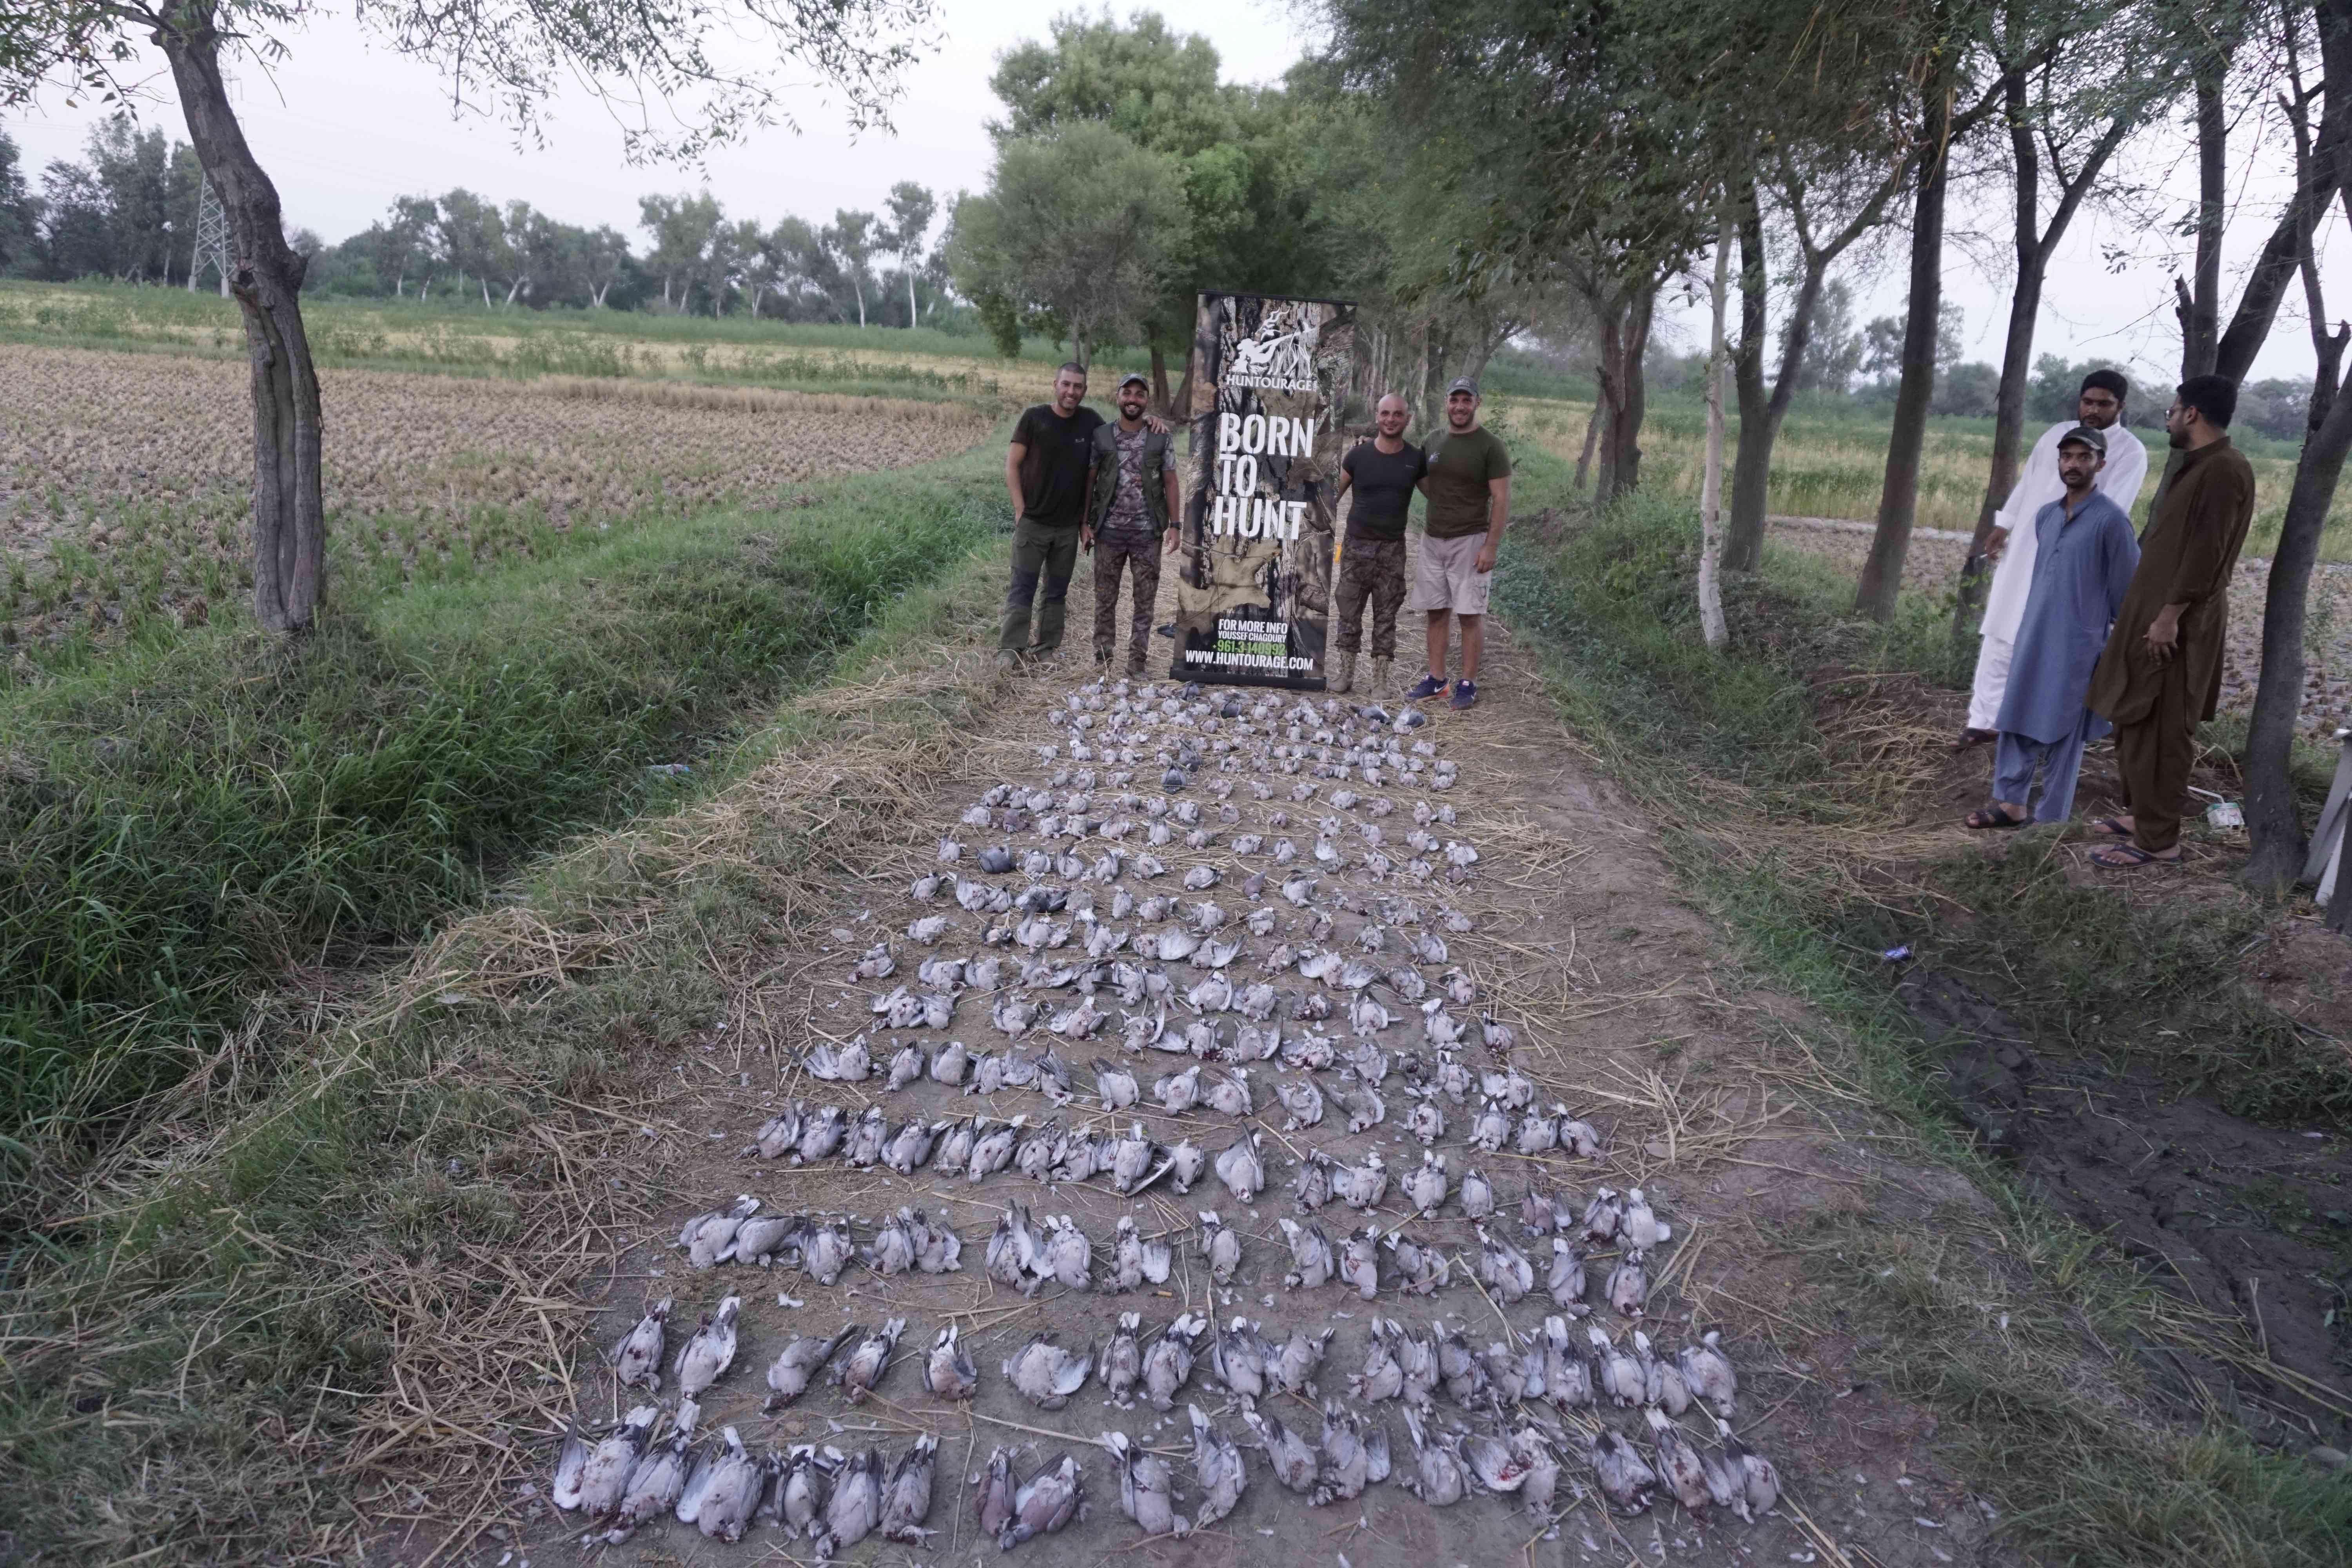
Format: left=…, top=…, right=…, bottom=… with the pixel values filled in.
left=0, top=455, right=1002, bottom=1192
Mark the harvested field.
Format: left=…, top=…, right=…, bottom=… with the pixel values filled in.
left=0, top=343, right=997, bottom=650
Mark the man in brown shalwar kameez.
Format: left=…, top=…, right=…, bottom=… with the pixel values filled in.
left=2084, top=375, right=2258, bottom=867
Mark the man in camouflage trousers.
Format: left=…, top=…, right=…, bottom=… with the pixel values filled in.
left=1327, top=393, right=1425, bottom=693
left=1085, top=372, right=1181, bottom=675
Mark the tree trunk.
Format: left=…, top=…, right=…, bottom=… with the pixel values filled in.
left=2177, top=56, right=2226, bottom=380
left=1856, top=85, right=1953, bottom=622
left=908, top=269, right=918, bottom=329
left=157, top=4, right=323, bottom=636
left=1593, top=286, right=1654, bottom=504
left=1698, top=201, right=1731, bottom=650
left=1573, top=392, right=1606, bottom=496
left=1957, top=69, right=2045, bottom=635
left=1150, top=343, right=1171, bottom=415
left=2242, top=341, right=2352, bottom=893
left=1723, top=173, right=1772, bottom=571
left=853, top=274, right=866, bottom=328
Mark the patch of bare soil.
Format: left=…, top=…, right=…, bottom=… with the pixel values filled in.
left=1832, top=654, right=2352, bottom=1443
left=489, top=552, right=2017, bottom=1568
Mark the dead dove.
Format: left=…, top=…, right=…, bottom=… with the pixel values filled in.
left=929, top=1119, right=977, bottom=1180
left=1541, top=1316, right=1595, bottom=1408
left=1384, top=1231, right=1452, bottom=1296
left=593, top=1400, right=697, bottom=1542
left=1269, top=1325, right=1336, bottom=1398
left=688, top=1426, right=764, bottom=1542
left=1402, top=1151, right=1448, bottom=1215
left=877, top=1434, right=937, bottom=1544
left=968, top=1117, right=1021, bottom=1180
left=1215, top=1133, right=1265, bottom=1202
left=1623, top=1188, right=1672, bottom=1250
left=1144, top=1312, right=1207, bottom=1408
left=799, top=1220, right=854, bottom=1285
left=609, top=1299, right=670, bottom=1392
left=1334, top=1150, right=1388, bottom=1209
left=1478, top=1226, right=1536, bottom=1303
left=1000, top=1452, right=1085, bottom=1549
left=1187, top=1406, right=1249, bottom=1530
left=1435, top=1323, right=1488, bottom=1405
left=1004, top=1333, right=1094, bottom=1409
left=881, top=1117, right=945, bottom=1174
left=1406, top=1097, right=1446, bottom=1147
left=1203, top=1067, right=1253, bottom=1117
left=1460, top=1428, right=1529, bottom=1495
left=1400, top=1409, right=1467, bottom=1504
left=1339, top=1227, right=1381, bottom=1299
left=1103, top=1313, right=1144, bottom=1402
left=753, top=1103, right=804, bottom=1160
left=1246, top=1408, right=1321, bottom=1494
left=1459, top=1167, right=1495, bottom=1220
left=1198, top=1211, right=1241, bottom=1283
left=1549, top=1238, right=1590, bottom=1312
left=1718, top=1419, right=1780, bottom=1519
left=1211, top=1317, right=1269, bottom=1401
left=1292, top=1149, right=1334, bottom=1210
left=1468, top=1099, right=1510, bottom=1153
left=1108, top=1214, right=1172, bottom=1289
left=1167, top=1140, right=1207, bottom=1192
left=1677, top=1330, right=1737, bottom=1415
left=1643, top=1407, right=1713, bottom=1512
left=1592, top=1428, right=1657, bottom=1515
left=842, top=1106, right=888, bottom=1167
left=1633, top=1329, right=1690, bottom=1413
left=1102, top=1429, right=1188, bottom=1537
left=568, top=1404, right=659, bottom=1517
left=764, top=1327, right=852, bottom=1410
left=1040, top=1213, right=1092, bottom=1289
left=682, top=1196, right=760, bottom=1270
left=673, top=1297, right=740, bottom=1398
left=1280, top=1217, right=1335, bottom=1288
left=1481, top=1340, right=1536, bottom=1403
left=1310, top=1399, right=1378, bottom=1504
left=830, top=1318, right=904, bottom=1402
left=1349, top=1321, right=1405, bottom=1403
left=1154, top=1062, right=1202, bottom=1112
left=1606, top=1250, right=1650, bottom=1316
left=1277, top=1074, right=1325, bottom=1129
left=908, top=1335, right=964, bottom=1401
left=1590, top=1326, right=1646, bottom=1407
left=1094, top=1057, right=1139, bottom=1109
left=912, top=1209, right=963, bottom=1273
left=811, top=1446, right=882, bottom=1560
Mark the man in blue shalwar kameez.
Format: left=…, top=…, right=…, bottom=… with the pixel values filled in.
left=1964, top=426, right=2141, bottom=830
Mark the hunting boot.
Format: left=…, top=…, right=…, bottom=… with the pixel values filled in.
left=1328, top=650, right=1356, bottom=693
left=1370, top=657, right=1393, bottom=693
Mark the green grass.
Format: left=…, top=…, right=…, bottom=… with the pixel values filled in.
left=0, top=440, right=1007, bottom=1210
left=1492, top=453, right=2352, bottom=1566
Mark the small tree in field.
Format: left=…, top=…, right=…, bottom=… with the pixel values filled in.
left=2, top=0, right=932, bottom=635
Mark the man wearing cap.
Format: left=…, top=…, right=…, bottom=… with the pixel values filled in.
left=1406, top=378, right=1512, bottom=710
left=1084, top=371, right=1182, bottom=675
left=1327, top=393, right=1426, bottom=693
left=1964, top=425, right=2140, bottom=831
left=1956, top=369, right=2147, bottom=747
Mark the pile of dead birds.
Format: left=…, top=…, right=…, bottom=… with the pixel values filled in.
left=540, top=679, right=1786, bottom=1553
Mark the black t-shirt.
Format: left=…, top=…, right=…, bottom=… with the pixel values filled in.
left=1341, top=439, right=1428, bottom=541
left=1013, top=404, right=1105, bottom=527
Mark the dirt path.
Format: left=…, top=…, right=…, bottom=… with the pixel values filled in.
left=509, top=548, right=2012, bottom=1566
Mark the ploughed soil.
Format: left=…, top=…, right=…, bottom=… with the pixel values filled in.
left=504, top=548, right=2017, bottom=1566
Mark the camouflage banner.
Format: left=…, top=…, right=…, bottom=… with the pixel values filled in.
left=1172, top=293, right=1359, bottom=688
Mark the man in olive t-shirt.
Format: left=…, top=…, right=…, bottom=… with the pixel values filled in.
left=1405, top=377, right=1512, bottom=710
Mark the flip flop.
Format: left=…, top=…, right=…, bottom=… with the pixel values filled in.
left=2089, top=817, right=2132, bottom=838
left=2090, top=842, right=2178, bottom=868
left=1965, top=807, right=2027, bottom=830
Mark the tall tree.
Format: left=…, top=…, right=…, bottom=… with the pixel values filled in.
left=2242, top=0, right=2352, bottom=900
left=0, top=130, right=36, bottom=272
left=1950, top=2, right=2177, bottom=637
left=946, top=121, right=1186, bottom=367
left=3, top=0, right=929, bottom=633
left=825, top=207, right=879, bottom=326
left=638, top=191, right=726, bottom=312
left=884, top=180, right=934, bottom=327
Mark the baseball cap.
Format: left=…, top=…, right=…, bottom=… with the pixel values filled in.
left=2057, top=424, right=2107, bottom=453
left=1117, top=372, right=1149, bottom=390
left=1447, top=377, right=1479, bottom=396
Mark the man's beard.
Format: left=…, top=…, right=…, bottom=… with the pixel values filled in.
left=2168, top=427, right=2190, bottom=450
left=1120, top=403, right=1145, bottom=419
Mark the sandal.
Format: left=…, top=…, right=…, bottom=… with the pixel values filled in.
left=2090, top=842, right=2178, bottom=868
left=1965, top=806, right=2028, bottom=830
left=2089, top=817, right=2133, bottom=839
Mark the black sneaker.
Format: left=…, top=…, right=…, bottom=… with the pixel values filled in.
left=1407, top=672, right=1448, bottom=701
left=1450, top=679, right=1478, bottom=710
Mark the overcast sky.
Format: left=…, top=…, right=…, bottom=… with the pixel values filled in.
left=4, top=0, right=2338, bottom=387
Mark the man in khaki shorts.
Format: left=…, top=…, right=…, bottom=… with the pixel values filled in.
left=1405, top=377, right=1512, bottom=710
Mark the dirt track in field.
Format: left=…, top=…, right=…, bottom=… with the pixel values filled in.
left=485, top=542, right=2035, bottom=1568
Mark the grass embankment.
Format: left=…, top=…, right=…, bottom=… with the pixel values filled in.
left=0, top=441, right=1006, bottom=1218
left=0, top=480, right=1014, bottom=1563
left=1495, top=451, right=2351, bottom=1566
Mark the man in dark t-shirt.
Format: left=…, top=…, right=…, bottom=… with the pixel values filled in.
left=1328, top=393, right=1425, bottom=693
left=1000, top=362, right=1105, bottom=667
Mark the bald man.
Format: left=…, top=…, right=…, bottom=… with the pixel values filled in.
left=1327, top=393, right=1426, bottom=693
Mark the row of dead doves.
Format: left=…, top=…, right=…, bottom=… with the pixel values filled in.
left=552, top=1404, right=938, bottom=1553
left=888, top=890, right=1479, bottom=953
left=854, top=928, right=1470, bottom=996
left=956, top=777, right=1464, bottom=839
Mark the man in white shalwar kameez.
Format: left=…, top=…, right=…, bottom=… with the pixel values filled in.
left=1955, top=368, right=2147, bottom=746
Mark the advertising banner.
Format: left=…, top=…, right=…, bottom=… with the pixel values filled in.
left=1172, top=292, right=1359, bottom=688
